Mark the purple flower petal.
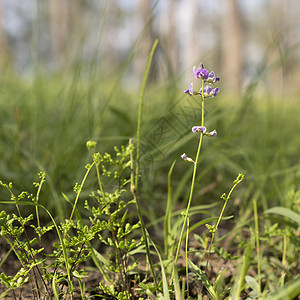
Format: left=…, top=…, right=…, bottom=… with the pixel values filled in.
left=181, top=153, right=194, bottom=163
left=200, top=69, right=209, bottom=79
left=200, top=86, right=220, bottom=98
left=194, top=68, right=209, bottom=80
left=192, top=64, right=220, bottom=83
left=206, top=71, right=220, bottom=83
left=192, top=126, right=207, bottom=133
left=184, top=82, right=193, bottom=95
left=208, top=130, right=217, bottom=137
left=211, top=87, right=219, bottom=97
left=207, top=71, right=216, bottom=83
left=181, top=153, right=187, bottom=161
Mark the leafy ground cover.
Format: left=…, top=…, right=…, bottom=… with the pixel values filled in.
left=0, top=42, right=300, bottom=299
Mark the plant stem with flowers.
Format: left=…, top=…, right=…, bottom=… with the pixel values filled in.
left=172, top=64, right=220, bottom=280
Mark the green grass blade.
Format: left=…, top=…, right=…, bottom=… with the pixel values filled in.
left=88, top=245, right=111, bottom=284
left=151, top=239, right=170, bottom=300
left=62, top=192, right=74, bottom=208
left=135, top=38, right=159, bottom=188
left=188, top=258, right=218, bottom=300
left=52, top=272, right=60, bottom=300
left=264, top=276, right=300, bottom=300
left=213, top=269, right=227, bottom=299
left=164, top=160, right=176, bottom=258
left=39, top=203, right=73, bottom=293
left=264, top=207, right=300, bottom=225
left=230, top=239, right=253, bottom=300
left=133, top=38, right=159, bottom=289
left=173, top=266, right=182, bottom=300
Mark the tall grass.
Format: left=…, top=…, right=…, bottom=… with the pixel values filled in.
left=1, top=64, right=300, bottom=221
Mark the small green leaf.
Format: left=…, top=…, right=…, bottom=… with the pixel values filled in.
left=213, top=269, right=227, bottom=297
left=72, top=270, right=87, bottom=279
left=61, top=192, right=73, bottom=208
left=245, top=275, right=259, bottom=293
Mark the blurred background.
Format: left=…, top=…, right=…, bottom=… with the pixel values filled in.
left=0, top=0, right=300, bottom=222
left=1, top=0, right=300, bottom=93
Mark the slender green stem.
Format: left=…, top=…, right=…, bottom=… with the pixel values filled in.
left=174, top=133, right=204, bottom=264
left=135, top=39, right=159, bottom=189
left=201, top=80, right=205, bottom=127
left=253, top=198, right=261, bottom=298
left=280, top=234, right=287, bottom=286
left=164, top=161, right=176, bottom=259
left=205, top=174, right=245, bottom=272
left=171, top=81, right=206, bottom=287
left=185, top=217, right=190, bottom=298
left=131, top=38, right=160, bottom=289
left=174, top=80, right=205, bottom=266
left=35, top=173, right=45, bottom=232
left=95, top=161, right=104, bottom=197
left=66, top=161, right=96, bottom=237
left=88, top=147, right=104, bottom=198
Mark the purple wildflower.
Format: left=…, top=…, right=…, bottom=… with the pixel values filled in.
left=191, top=63, right=220, bottom=83
left=193, top=66, right=209, bottom=80
left=184, top=82, right=194, bottom=96
left=205, top=130, right=217, bottom=137
left=181, top=153, right=187, bottom=161
left=199, top=86, right=219, bottom=98
left=207, top=71, right=220, bottom=84
left=181, top=153, right=194, bottom=163
left=192, top=126, right=207, bottom=134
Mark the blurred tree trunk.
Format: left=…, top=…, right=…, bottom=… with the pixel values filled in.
left=133, top=0, right=155, bottom=81
left=159, top=0, right=178, bottom=75
left=0, top=0, right=12, bottom=69
left=221, top=0, right=243, bottom=94
left=180, top=0, right=200, bottom=78
left=50, top=0, right=69, bottom=68
left=284, top=0, right=300, bottom=90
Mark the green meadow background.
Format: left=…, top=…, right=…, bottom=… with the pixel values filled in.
left=0, top=0, right=299, bottom=229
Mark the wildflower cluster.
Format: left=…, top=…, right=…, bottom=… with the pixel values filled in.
left=184, top=63, right=220, bottom=97
left=182, top=63, right=220, bottom=163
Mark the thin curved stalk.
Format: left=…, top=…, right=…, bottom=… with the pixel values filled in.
left=132, top=39, right=159, bottom=288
